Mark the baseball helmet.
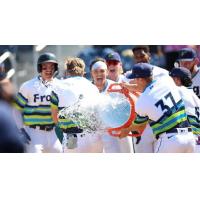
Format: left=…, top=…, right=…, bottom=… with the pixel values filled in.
left=37, top=53, right=58, bottom=73
left=169, top=67, right=192, bottom=87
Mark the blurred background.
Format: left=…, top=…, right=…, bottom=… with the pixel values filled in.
left=1, top=45, right=200, bottom=89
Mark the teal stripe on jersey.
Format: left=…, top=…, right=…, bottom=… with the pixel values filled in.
left=150, top=100, right=185, bottom=127
left=15, top=92, right=28, bottom=109
left=51, top=91, right=59, bottom=106
left=23, top=106, right=51, bottom=114
left=18, top=92, right=28, bottom=103
left=58, top=121, right=78, bottom=129
left=23, top=105, right=54, bottom=126
left=191, top=126, right=200, bottom=135
left=188, top=115, right=200, bottom=134
left=188, top=116, right=200, bottom=127
left=58, top=117, right=79, bottom=129
left=24, top=118, right=53, bottom=122
left=24, top=117, right=54, bottom=126
left=150, top=109, right=188, bottom=135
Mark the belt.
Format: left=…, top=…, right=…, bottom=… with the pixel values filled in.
left=29, top=125, right=54, bottom=131
left=155, top=127, right=192, bottom=140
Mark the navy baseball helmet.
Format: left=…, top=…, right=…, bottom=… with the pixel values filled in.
left=126, top=63, right=153, bottom=79
left=169, top=67, right=192, bottom=87
left=37, top=53, right=58, bottom=73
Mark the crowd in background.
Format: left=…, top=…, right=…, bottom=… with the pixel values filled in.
left=76, top=45, right=200, bottom=79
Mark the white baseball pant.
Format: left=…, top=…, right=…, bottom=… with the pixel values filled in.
left=132, top=124, right=154, bottom=153
left=154, top=128, right=195, bottom=153
left=64, top=133, right=103, bottom=153
left=24, top=126, right=63, bottom=153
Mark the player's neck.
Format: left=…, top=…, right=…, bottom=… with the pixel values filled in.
left=96, top=81, right=107, bottom=92
left=192, top=65, right=199, bottom=76
left=38, top=75, right=53, bottom=82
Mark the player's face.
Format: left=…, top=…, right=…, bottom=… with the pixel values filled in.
left=133, top=78, right=147, bottom=92
left=41, top=62, right=56, bottom=80
left=106, top=60, right=122, bottom=81
left=91, top=68, right=107, bottom=87
left=179, top=60, right=195, bottom=72
left=133, top=49, right=150, bottom=63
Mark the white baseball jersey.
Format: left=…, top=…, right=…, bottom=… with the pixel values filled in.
left=178, top=86, right=200, bottom=135
left=178, top=86, right=200, bottom=153
left=15, top=76, right=62, bottom=153
left=152, top=65, right=169, bottom=79
left=15, top=76, right=60, bottom=126
left=192, top=68, right=200, bottom=98
left=134, top=76, right=195, bottom=153
left=57, top=76, right=103, bottom=153
left=133, top=66, right=169, bottom=153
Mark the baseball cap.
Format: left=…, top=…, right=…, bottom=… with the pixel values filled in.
left=169, top=67, right=192, bottom=80
left=177, top=48, right=197, bottom=61
left=105, top=52, right=121, bottom=62
left=126, top=63, right=153, bottom=79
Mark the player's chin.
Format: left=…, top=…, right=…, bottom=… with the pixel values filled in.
left=45, top=72, right=53, bottom=77
left=44, top=75, right=53, bottom=80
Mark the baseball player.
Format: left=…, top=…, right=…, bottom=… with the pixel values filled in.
left=90, top=58, right=133, bottom=153
left=13, top=53, right=63, bottom=153
left=120, top=63, right=195, bottom=153
left=51, top=57, right=103, bottom=153
left=105, top=52, right=129, bottom=83
left=177, top=48, right=200, bottom=98
left=103, top=53, right=134, bottom=152
left=121, top=46, right=169, bottom=153
left=169, top=67, right=200, bottom=152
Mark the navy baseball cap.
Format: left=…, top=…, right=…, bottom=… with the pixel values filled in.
left=105, top=52, right=121, bottom=62
left=178, top=48, right=197, bottom=61
left=127, top=63, right=153, bottom=79
left=169, top=67, right=192, bottom=80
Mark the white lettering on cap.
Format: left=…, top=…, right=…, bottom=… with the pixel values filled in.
left=91, top=61, right=107, bottom=71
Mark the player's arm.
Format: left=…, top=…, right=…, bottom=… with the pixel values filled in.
left=13, top=85, right=28, bottom=129
left=119, top=114, right=148, bottom=138
left=51, top=91, right=59, bottom=124
left=120, top=81, right=141, bottom=93
left=12, top=86, right=31, bottom=144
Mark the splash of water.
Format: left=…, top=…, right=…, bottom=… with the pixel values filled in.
left=59, top=92, right=131, bottom=134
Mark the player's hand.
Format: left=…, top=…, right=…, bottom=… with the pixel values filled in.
left=118, top=128, right=130, bottom=138
left=20, top=128, right=31, bottom=144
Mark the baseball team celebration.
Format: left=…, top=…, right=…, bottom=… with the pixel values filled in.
left=0, top=45, right=200, bottom=153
